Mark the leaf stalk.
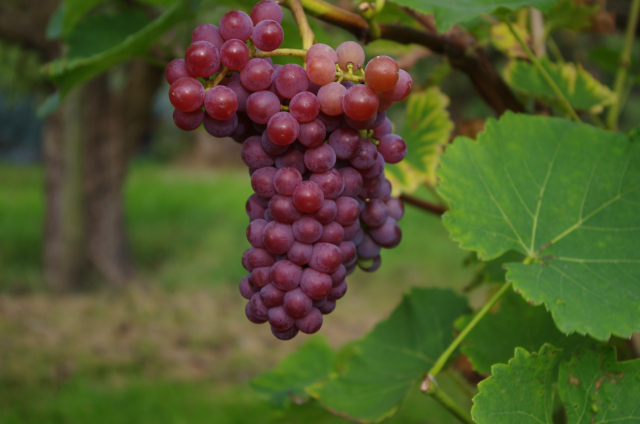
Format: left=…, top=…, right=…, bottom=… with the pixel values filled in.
left=423, top=380, right=475, bottom=424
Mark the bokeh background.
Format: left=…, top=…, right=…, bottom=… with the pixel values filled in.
left=0, top=0, right=636, bottom=422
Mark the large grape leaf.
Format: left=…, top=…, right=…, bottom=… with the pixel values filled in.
left=504, top=57, right=616, bottom=113
left=307, top=288, right=470, bottom=423
left=458, top=290, right=596, bottom=375
left=558, top=345, right=640, bottom=423
left=386, top=87, right=453, bottom=194
left=471, top=344, right=561, bottom=424
left=437, top=112, right=640, bottom=341
left=251, top=336, right=335, bottom=407
left=389, top=0, right=558, bottom=32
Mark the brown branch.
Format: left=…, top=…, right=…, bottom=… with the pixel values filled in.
left=291, top=0, right=524, bottom=115
left=399, top=194, right=447, bottom=216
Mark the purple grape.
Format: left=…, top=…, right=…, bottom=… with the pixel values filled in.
left=290, top=91, right=320, bottom=123
left=343, top=84, right=378, bottom=121
left=373, top=117, right=393, bottom=139
left=376, top=91, right=394, bottom=112
left=349, top=139, right=378, bottom=170
left=309, top=169, right=344, bottom=200
left=241, top=135, right=274, bottom=169
left=345, top=113, right=377, bottom=131
left=250, top=266, right=271, bottom=287
left=295, top=308, right=323, bottom=334
left=292, top=180, right=324, bottom=213
left=240, top=275, right=259, bottom=300
left=271, top=325, right=299, bottom=340
left=386, top=197, right=404, bottom=221
left=264, top=209, right=274, bottom=222
left=328, top=127, right=362, bottom=160
left=287, top=241, right=313, bottom=266
left=318, top=221, right=344, bottom=245
left=359, top=176, right=382, bottom=199
left=292, top=215, right=323, bottom=244
left=300, top=268, right=333, bottom=300
left=338, top=167, right=363, bottom=198
left=246, top=90, right=280, bottom=123
left=378, top=134, right=407, bottom=164
left=312, top=199, right=337, bottom=224
left=253, top=20, right=284, bottom=52
left=369, top=217, right=402, bottom=248
left=328, top=280, right=347, bottom=301
left=382, top=69, right=412, bottom=101
left=270, top=260, right=302, bottom=291
left=247, top=218, right=268, bottom=248
left=312, top=297, right=328, bottom=308
left=267, top=112, right=299, bottom=146
left=241, top=59, right=274, bottom=92
left=191, top=24, right=225, bottom=50
left=251, top=0, right=284, bottom=24
left=262, top=131, right=289, bottom=155
left=268, top=194, right=302, bottom=224
left=317, top=111, right=344, bottom=133
left=256, top=194, right=271, bottom=207
left=204, top=85, right=238, bottom=120
left=283, top=288, right=313, bottom=318
left=356, top=234, right=382, bottom=259
left=173, top=109, right=203, bottom=131
left=185, top=41, right=220, bottom=78
left=246, top=194, right=267, bottom=221
left=330, top=264, right=346, bottom=286
left=304, top=144, right=336, bottom=173
left=372, top=110, right=387, bottom=128
left=298, top=119, right=326, bottom=148
left=251, top=166, right=277, bottom=198
left=220, top=39, right=250, bottom=70
left=342, top=220, right=360, bottom=241
left=360, top=154, right=385, bottom=179
left=361, top=199, right=390, bottom=227
left=244, top=247, right=276, bottom=270
left=319, top=300, right=336, bottom=315
left=338, top=240, right=356, bottom=265
left=275, top=147, right=306, bottom=175
left=246, top=302, right=268, bottom=323
left=219, top=10, right=253, bottom=42
left=203, top=113, right=238, bottom=137
left=309, top=242, right=342, bottom=273
left=261, top=284, right=286, bottom=308
left=232, top=112, right=256, bottom=143
left=377, top=178, right=392, bottom=201
left=262, top=221, right=294, bottom=254
left=250, top=292, right=270, bottom=320
left=268, top=305, right=295, bottom=330
left=275, top=64, right=309, bottom=99
left=169, top=77, right=205, bottom=112
left=273, top=167, right=302, bottom=196
left=165, top=59, right=192, bottom=85
left=334, top=196, right=360, bottom=226
left=227, top=80, right=251, bottom=113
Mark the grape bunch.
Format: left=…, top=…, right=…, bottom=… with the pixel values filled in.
left=166, top=0, right=411, bottom=340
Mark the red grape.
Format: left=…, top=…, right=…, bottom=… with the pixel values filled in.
left=251, top=166, right=277, bottom=198
left=241, top=135, right=275, bottom=168
left=336, top=41, right=365, bottom=71
left=165, top=59, right=192, bottom=84
left=274, top=167, right=303, bottom=196
left=292, top=180, right=324, bottom=213
left=365, top=55, right=399, bottom=92
left=289, top=91, right=320, bottom=123
left=298, top=119, right=326, bottom=148
left=251, top=0, right=283, bottom=25
left=343, top=84, right=378, bottom=121
left=382, top=69, right=412, bottom=101
left=378, top=134, right=407, bottom=164
left=220, top=39, right=250, bottom=70
left=328, top=126, right=362, bottom=159
left=219, top=10, right=253, bottom=42
left=307, top=55, right=337, bottom=86
left=191, top=24, right=225, bottom=50
left=267, top=112, right=300, bottom=146
left=169, top=77, right=204, bottom=112
left=241, top=59, right=274, bottom=92
left=275, top=64, right=309, bottom=99
left=246, top=90, right=280, bottom=124
left=173, top=109, right=203, bottom=131
left=253, top=20, right=284, bottom=52
left=204, top=85, right=238, bottom=120
left=317, top=82, right=346, bottom=116
left=185, top=41, right=220, bottom=78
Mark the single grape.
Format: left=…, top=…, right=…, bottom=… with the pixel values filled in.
left=361, top=199, right=389, bottom=227
left=298, top=119, right=326, bottom=148
left=203, top=113, right=238, bottom=137
left=245, top=302, right=267, bottom=323
left=173, top=109, right=203, bottom=131
left=318, top=221, right=344, bottom=245
left=334, top=196, right=360, bottom=226
left=204, top=85, right=238, bottom=120
left=250, top=293, right=270, bottom=321
left=287, top=241, right=313, bottom=266
left=220, top=39, right=250, bottom=70
left=219, top=10, right=253, bottom=41
left=343, top=84, right=378, bottom=121
left=364, top=55, right=399, bottom=92
left=292, top=215, right=323, bottom=244
left=378, top=134, right=407, bottom=164
left=304, top=144, right=336, bottom=173
left=267, top=112, right=300, bottom=146
left=359, top=153, right=385, bottom=179
left=191, top=23, right=225, bottom=50
left=246, top=219, right=267, bottom=248
left=312, top=199, right=337, bottom=224
left=262, top=221, right=295, bottom=254
left=306, top=55, right=337, bottom=86
left=376, top=91, right=394, bottom=112
left=275, top=64, right=309, bottom=99
left=295, top=308, right=323, bottom=334
left=244, top=247, right=276, bottom=270
left=328, top=127, right=362, bottom=160
left=343, top=220, right=361, bottom=242
left=273, top=167, right=303, bottom=195
left=382, top=69, right=412, bottom=101
left=240, top=275, right=259, bottom=300
left=310, top=169, right=344, bottom=199
left=377, top=178, right=392, bottom=201
left=165, top=59, right=192, bottom=85
left=251, top=0, right=284, bottom=24
left=169, top=77, right=205, bottom=112
left=283, top=288, right=313, bottom=318
left=253, top=20, right=284, bottom=52
left=246, top=194, right=267, bottom=221
left=246, top=90, right=280, bottom=124
left=262, top=131, right=289, bottom=155
left=226, top=80, right=251, bottom=113
left=250, top=266, right=271, bottom=287
left=292, top=180, right=324, bottom=213
left=360, top=176, right=382, bottom=199
left=270, top=260, right=302, bottom=291
left=317, top=82, right=346, bottom=116
left=300, top=268, right=333, bottom=300
left=356, top=234, right=382, bottom=259
left=251, top=166, right=277, bottom=198
left=241, top=135, right=275, bottom=168
left=338, top=167, right=363, bottom=197
left=312, top=297, right=328, bottom=308
left=241, top=59, right=274, bottom=92
left=336, top=41, right=365, bottom=71
left=385, top=197, right=404, bottom=221
left=305, top=43, right=338, bottom=63
left=289, top=91, right=320, bottom=123
left=349, top=139, right=378, bottom=170
left=271, top=325, right=299, bottom=340
left=317, top=111, right=344, bottom=133
left=185, top=41, right=220, bottom=78
left=269, top=194, right=302, bottom=224
left=308, top=242, right=342, bottom=273
left=358, top=255, right=382, bottom=273
left=330, top=263, right=346, bottom=286
left=338, top=240, right=357, bottom=265
left=373, top=117, right=392, bottom=138
left=268, top=305, right=294, bottom=330
left=319, top=300, right=336, bottom=315
left=261, top=284, right=285, bottom=308
left=328, top=280, right=347, bottom=301
left=369, top=217, right=401, bottom=248
left=275, top=147, right=306, bottom=175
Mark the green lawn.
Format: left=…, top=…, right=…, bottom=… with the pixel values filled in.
left=0, top=163, right=477, bottom=424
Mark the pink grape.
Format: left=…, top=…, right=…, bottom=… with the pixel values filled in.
left=204, top=85, right=238, bottom=120
left=343, top=84, right=378, bottom=121
left=241, top=59, right=274, bottom=92
left=173, top=109, right=203, bottom=131
left=165, top=59, right=192, bottom=84
left=219, top=10, right=253, bottom=41
left=185, top=41, right=220, bottom=78
left=251, top=0, right=283, bottom=24
left=267, top=112, right=300, bottom=146
left=336, top=41, right=365, bottom=71
left=253, top=20, right=284, bottom=52
left=307, top=55, right=337, bottom=86
left=308, top=242, right=342, bottom=273
left=289, top=91, right=320, bottom=123
left=305, top=43, right=338, bottom=63
left=275, top=64, right=309, bottom=99
left=246, top=90, right=280, bottom=124
left=169, top=77, right=204, bottom=112
left=317, top=82, right=346, bottom=116
left=328, top=127, right=362, bottom=159
left=364, top=55, right=399, bottom=92
left=382, top=69, right=412, bottom=101
left=191, top=24, right=225, bottom=50
left=220, top=39, right=250, bottom=70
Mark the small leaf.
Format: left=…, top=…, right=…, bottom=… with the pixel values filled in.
left=437, top=112, right=640, bottom=341
left=458, top=290, right=597, bottom=375
left=386, top=87, right=453, bottom=194
left=504, top=57, right=616, bottom=113
left=387, top=0, right=558, bottom=32
left=307, top=288, right=470, bottom=423
left=471, top=344, right=561, bottom=424
left=251, top=336, right=335, bottom=408
left=491, top=22, right=530, bottom=59
left=558, top=345, right=640, bottom=424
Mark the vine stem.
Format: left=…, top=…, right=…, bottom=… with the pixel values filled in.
left=399, top=193, right=447, bottom=216
left=606, top=0, right=640, bottom=130
left=424, top=384, right=475, bottom=424
left=428, top=280, right=513, bottom=376
left=282, top=0, right=315, bottom=50
left=254, top=48, right=307, bottom=58
left=504, top=19, right=581, bottom=122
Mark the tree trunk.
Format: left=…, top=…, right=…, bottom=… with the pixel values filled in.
left=44, top=59, right=163, bottom=290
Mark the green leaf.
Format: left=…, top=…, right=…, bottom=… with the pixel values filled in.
left=66, top=9, right=150, bottom=59
left=46, top=5, right=65, bottom=40
left=458, top=290, right=596, bottom=375
left=307, top=288, right=470, bottom=423
left=388, top=0, right=558, bottom=32
left=437, top=112, right=640, bottom=341
left=43, top=1, right=197, bottom=97
left=504, top=57, right=616, bottom=113
left=490, top=22, right=529, bottom=59
left=471, top=344, right=561, bottom=424
left=544, top=0, right=599, bottom=34
left=386, top=87, right=453, bottom=194
left=558, top=345, right=640, bottom=423
left=61, top=0, right=109, bottom=35
left=251, top=336, right=335, bottom=408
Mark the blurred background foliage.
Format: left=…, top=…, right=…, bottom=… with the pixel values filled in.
left=0, top=0, right=637, bottom=422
